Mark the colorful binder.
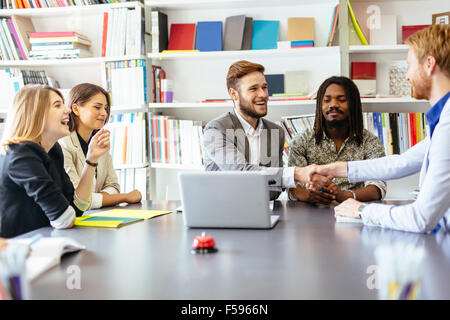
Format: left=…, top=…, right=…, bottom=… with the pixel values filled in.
left=251, top=20, right=279, bottom=50
left=195, top=21, right=223, bottom=52
left=168, top=23, right=196, bottom=50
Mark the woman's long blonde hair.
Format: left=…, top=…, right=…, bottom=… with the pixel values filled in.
left=1, top=84, right=64, bottom=154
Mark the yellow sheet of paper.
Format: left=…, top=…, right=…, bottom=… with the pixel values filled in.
left=90, top=209, right=172, bottom=220
left=75, top=217, right=123, bottom=228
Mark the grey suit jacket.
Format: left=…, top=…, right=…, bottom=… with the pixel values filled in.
left=203, top=109, right=285, bottom=200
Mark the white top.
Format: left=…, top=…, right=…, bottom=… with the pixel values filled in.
left=234, top=109, right=295, bottom=188
left=348, top=99, right=450, bottom=233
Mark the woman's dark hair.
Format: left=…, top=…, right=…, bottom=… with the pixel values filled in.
left=68, top=83, right=111, bottom=132
left=313, top=76, right=364, bottom=145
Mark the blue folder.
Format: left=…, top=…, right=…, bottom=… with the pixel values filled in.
left=265, top=74, right=285, bottom=96
left=251, top=20, right=279, bottom=50
left=195, top=21, right=223, bottom=52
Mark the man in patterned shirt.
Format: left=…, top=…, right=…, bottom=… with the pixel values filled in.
left=288, top=76, right=386, bottom=204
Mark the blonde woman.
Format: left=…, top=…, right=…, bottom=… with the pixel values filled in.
left=0, top=85, right=110, bottom=238
left=59, top=83, right=141, bottom=209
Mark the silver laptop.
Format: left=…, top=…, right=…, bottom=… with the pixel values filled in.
left=178, top=171, right=279, bottom=229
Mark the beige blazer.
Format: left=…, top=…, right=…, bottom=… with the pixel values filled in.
left=59, top=131, right=120, bottom=209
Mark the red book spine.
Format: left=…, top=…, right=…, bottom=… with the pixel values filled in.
left=159, top=70, right=166, bottom=103
left=411, top=113, right=417, bottom=146
left=101, top=12, right=108, bottom=57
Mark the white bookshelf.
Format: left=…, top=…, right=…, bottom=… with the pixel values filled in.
left=147, top=0, right=337, bottom=10
left=0, top=55, right=147, bottom=67
left=114, top=162, right=150, bottom=170
left=0, top=1, right=151, bottom=199
left=145, top=0, right=448, bottom=200
left=349, top=45, right=409, bottom=54
left=148, top=47, right=339, bottom=60
left=151, top=162, right=204, bottom=170
left=110, top=104, right=148, bottom=114
left=0, top=2, right=144, bottom=17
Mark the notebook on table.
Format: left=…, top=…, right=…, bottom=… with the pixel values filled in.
left=8, top=237, right=86, bottom=282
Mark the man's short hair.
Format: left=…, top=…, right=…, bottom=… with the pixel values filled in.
left=405, top=24, right=450, bottom=78
left=226, top=60, right=265, bottom=91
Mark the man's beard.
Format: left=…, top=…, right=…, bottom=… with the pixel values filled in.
left=410, top=67, right=431, bottom=100
left=326, top=119, right=347, bottom=128
left=238, top=94, right=267, bottom=119
left=324, top=107, right=347, bottom=128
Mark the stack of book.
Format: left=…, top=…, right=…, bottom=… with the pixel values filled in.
left=150, top=114, right=204, bottom=166
left=28, top=32, right=92, bottom=60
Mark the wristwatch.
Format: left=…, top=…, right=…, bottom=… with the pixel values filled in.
left=357, top=203, right=367, bottom=218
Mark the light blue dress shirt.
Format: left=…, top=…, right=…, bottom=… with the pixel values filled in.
left=347, top=93, right=450, bottom=233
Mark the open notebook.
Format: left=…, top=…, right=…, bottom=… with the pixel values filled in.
left=9, top=237, right=86, bottom=282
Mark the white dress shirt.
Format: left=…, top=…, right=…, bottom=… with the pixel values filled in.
left=235, top=109, right=296, bottom=188
left=348, top=97, right=450, bottom=233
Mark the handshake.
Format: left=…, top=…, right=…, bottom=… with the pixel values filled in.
left=293, top=162, right=349, bottom=205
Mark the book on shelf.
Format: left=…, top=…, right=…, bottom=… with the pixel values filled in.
left=168, top=23, right=196, bottom=50
left=201, top=98, right=232, bottom=103
left=364, top=112, right=428, bottom=156
left=279, top=114, right=315, bottom=162
left=284, top=70, right=311, bottom=95
left=195, top=21, right=223, bottom=52
left=0, top=18, right=18, bottom=60
left=29, top=47, right=92, bottom=59
left=327, top=3, right=339, bottom=46
left=0, top=0, right=143, bottom=9
left=279, top=112, right=428, bottom=162
left=150, top=114, right=204, bottom=167
left=265, top=74, right=284, bottom=96
left=102, top=6, right=143, bottom=57
left=401, top=25, right=431, bottom=43
left=108, top=112, right=148, bottom=168
left=0, top=68, right=59, bottom=109
left=351, top=62, right=376, bottom=98
left=10, top=15, right=35, bottom=59
left=115, top=167, right=148, bottom=199
left=223, top=15, right=245, bottom=51
left=151, top=64, right=166, bottom=103
left=151, top=10, right=168, bottom=53
left=277, top=40, right=314, bottom=49
left=30, top=32, right=89, bottom=39
left=101, top=59, right=147, bottom=106
left=242, top=17, right=253, bottom=50
left=287, top=17, right=314, bottom=45
left=31, top=41, right=88, bottom=51
left=251, top=20, right=279, bottom=50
